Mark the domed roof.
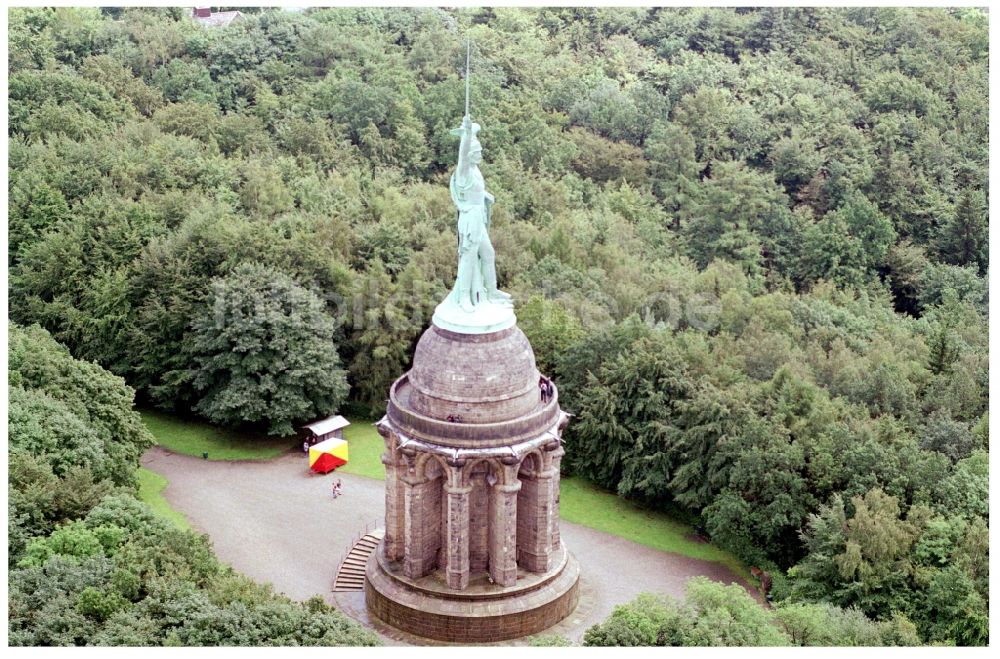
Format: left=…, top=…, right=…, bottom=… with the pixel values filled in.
left=386, top=323, right=561, bottom=448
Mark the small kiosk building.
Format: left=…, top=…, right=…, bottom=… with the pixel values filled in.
left=304, top=415, right=351, bottom=474
left=304, top=415, right=350, bottom=444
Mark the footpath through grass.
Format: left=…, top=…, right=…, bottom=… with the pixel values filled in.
left=137, top=467, right=191, bottom=530
left=139, top=411, right=745, bottom=576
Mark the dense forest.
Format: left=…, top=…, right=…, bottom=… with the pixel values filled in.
left=7, top=324, right=379, bottom=645
left=7, top=6, right=988, bottom=646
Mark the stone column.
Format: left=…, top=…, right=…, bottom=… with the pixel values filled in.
left=548, top=445, right=565, bottom=551
left=381, top=452, right=404, bottom=562
left=468, top=471, right=490, bottom=572
left=402, top=473, right=430, bottom=579
left=517, top=468, right=555, bottom=573
left=444, top=482, right=472, bottom=590
left=488, top=471, right=521, bottom=587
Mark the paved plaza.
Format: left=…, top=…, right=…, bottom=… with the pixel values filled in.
left=141, top=446, right=754, bottom=645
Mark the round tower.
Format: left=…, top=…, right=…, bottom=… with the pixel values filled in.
left=365, top=306, right=580, bottom=642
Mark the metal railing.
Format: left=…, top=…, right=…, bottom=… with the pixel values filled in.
left=336, top=518, right=383, bottom=575
left=387, top=374, right=561, bottom=447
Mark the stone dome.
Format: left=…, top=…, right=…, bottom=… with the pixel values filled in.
left=386, top=323, right=561, bottom=448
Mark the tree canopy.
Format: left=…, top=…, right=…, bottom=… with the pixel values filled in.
left=7, top=6, right=988, bottom=646
left=7, top=324, right=378, bottom=647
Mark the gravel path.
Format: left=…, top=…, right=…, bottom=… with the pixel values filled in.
left=142, top=446, right=755, bottom=644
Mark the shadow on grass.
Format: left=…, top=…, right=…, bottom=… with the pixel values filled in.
left=141, top=409, right=294, bottom=461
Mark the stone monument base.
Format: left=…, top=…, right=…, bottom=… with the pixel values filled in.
left=431, top=296, right=516, bottom=335
left=365, top=542, right=580, bottom=643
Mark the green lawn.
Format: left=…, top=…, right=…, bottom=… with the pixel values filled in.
left=137, top=467, right=191, bottom=530
left=141, top=409, right=292, bottom=460
left=139, top=411, right=745, bottom=576
left=559, top=476, right=746, bottom=576
left=317, top=423, right=747, bottom=575
left=338, top=419, right=385, bottom=479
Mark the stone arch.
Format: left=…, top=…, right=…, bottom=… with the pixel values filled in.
left=460, top=457, right=501, bottom=487
left=517, top=450, right=546, bottom=478
left=414, top=452, right=449, bottom=482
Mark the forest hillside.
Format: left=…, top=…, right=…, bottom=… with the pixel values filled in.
left=7, top=7, right=988, bottom=646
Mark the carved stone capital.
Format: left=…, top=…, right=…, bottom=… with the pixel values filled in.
left=400, top=472, right=428, bottom=487
left=444, top=484, right=473, bottom=496
left=493, top=481, right=522, bottom=495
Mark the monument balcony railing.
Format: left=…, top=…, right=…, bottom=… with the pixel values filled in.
left=387, top=374, right=561, bottom=448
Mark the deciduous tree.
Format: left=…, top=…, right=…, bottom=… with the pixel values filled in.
left=188, top=263, right=349, bottom=435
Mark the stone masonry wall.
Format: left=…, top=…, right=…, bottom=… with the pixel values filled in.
left=469, top=472, right=489, bottom=572
left=420, top=477, right=442, bottom=572
left=515, top=474, right=544, bottom=572
left=365, top=550, right=581, bottom=644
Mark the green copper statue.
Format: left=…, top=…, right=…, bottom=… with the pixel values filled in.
left=446, top=43, right=512, bottom=313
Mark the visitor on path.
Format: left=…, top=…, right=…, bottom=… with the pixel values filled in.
left=332, top=479, right=342, bottom=499
left=303, top=440, right=309, bottom=453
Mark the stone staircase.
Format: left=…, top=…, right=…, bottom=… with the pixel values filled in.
left=333, top=528, right=384, bottom=592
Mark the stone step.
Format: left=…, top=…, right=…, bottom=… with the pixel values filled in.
left=337, top=578, right=365, bottom=586
left=338, top=575, right=364, bottom=584
left=332, top=528, right=385, bottom=593
left=338, top=575, right=365, bottom=584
